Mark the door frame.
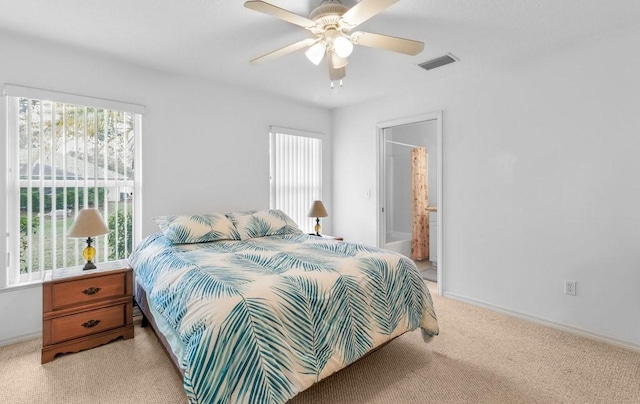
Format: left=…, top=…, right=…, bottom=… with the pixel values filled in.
left=376, top=111, right=444, bottom=294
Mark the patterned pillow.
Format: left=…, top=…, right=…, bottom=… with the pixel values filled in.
left=153, top=213, right=239, bottom=244
left=226, top=209, right=301, bottom=240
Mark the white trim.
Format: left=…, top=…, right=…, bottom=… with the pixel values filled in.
left=0, top=278, right=42, bottom=293
left=376, top=111, right=444, bottom=295
left=444, top=291, right=640, bottom=354
left=3, top=84, right=146, bottom=114
left=436, top=112, right=443, bottom=295
left=376, top=111, right=442, bottom=130
left=269, top=125, right=324, bottom=139
left=0, top=331, right=40, bottom=347
left=133, top=114, right=143, bottom=246
left=5, top=97, right=18, bottom=287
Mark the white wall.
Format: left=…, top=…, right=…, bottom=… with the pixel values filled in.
left=333, top=24, right=640, bottom=348
left=0, top=30, right=332, bottom=343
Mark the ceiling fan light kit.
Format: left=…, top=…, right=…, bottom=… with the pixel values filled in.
left=333, top=35, right=353, bottom=58
left=306, top=41, right=326, bottom=65
left=245, top=0, right=424, bottom=88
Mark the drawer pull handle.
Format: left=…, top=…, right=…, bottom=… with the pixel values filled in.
left=81, top=319, right=101, bottom=328
left=82, top=287, right=101, bottom=295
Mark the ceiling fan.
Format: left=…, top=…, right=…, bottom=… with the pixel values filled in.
left=244, top=0, right=424, bottom=87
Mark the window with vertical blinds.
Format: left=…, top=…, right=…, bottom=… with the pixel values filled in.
left=269, top=127, right=322, bottom=234
left=4, top=85, right=143, bottom=286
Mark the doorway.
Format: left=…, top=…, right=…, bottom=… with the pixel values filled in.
left=377, top=112, right=443, bottom=294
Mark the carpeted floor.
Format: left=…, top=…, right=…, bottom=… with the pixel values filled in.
left=1, top=282, right=639, bottom=404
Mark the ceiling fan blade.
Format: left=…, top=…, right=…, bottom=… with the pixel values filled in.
left=340, top=0, right=399, bottom=29
left=250, top=38, right=316, bottom=64
left=245, top=1, right=317, bottom=29
left=351, top=31, right=424, bottom=55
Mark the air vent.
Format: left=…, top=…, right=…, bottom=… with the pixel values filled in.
left=419, top=54, right=458, bottom=71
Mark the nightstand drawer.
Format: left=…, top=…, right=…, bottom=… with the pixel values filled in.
left=42, top=262, right=133, bottom=363
left=50, top=304, right=127, bottom=344
left=51, top=273, right=126, bottom=309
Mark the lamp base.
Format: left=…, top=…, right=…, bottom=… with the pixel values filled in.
left=83, top=261, right=97, bottom=271
left=314, top=217, right=321, bottom=236
left=82, top=238, right=97, bottom=271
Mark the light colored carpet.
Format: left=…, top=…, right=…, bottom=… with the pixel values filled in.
left=1, top=282, right=639, bottom=404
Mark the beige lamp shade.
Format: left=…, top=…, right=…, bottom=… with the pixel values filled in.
left=67, top=208, right=109, bottom=238
left=308, top=200, right=328, bottom=218
left=308, top=200, right=328, bottom=236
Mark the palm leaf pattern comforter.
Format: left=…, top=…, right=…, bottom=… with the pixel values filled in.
left=129, top=232, right=439, bottom=403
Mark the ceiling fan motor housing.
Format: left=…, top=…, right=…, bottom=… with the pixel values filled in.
left=310, top=0, right=348, bottom=28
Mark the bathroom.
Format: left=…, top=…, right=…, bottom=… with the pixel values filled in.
left=382, top=119, right=438, bottom=269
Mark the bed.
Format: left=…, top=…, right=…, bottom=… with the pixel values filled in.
left=128, top=210, right=439, bottom=403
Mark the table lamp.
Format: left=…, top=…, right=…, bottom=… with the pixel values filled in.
left=67, top=208, right=110, bottom=270
left=308, top=200, right=328, bottom=236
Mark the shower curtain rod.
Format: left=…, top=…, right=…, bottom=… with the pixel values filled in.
left=384, top=140, right=423, bottom=148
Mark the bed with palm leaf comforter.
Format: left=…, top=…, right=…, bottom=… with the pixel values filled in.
left=129, top=210, right=439, bottom=404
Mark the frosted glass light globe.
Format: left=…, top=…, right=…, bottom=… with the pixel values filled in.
left=305, top=42, right=326, bottom=65
left=333, top=36, right=353, bottom=58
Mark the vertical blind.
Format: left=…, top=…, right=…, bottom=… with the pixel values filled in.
left=5, top=88, right=142, bottom=285
left=270, top=128, right=323, bottom=234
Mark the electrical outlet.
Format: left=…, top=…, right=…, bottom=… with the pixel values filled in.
left=564, top=280, right=576, bottom=296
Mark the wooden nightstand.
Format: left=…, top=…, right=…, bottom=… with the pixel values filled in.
left=321, top=235, right=343, bottom=241
left=41, top=259, right=134, bottom=364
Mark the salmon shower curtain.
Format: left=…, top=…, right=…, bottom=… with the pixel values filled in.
left=411, top=147, right=429, bottom=261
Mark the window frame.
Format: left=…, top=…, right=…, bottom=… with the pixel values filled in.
left=2, top=84, right=144, bottom=288
left=269, top=125, right=324, bottom=234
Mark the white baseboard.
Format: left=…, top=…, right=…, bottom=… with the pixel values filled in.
left=0, top=332, right=40, bottom=347
left=442, top=291, right=640, bottom=354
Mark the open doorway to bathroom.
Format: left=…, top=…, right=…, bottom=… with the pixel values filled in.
left=377, top=112, right=443, bottom=293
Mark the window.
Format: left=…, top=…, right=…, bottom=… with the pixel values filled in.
left=4, top=85, right=143, bottom=286
left=269, top=126, right=323, bottom=234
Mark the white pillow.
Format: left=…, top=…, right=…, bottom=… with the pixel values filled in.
left=154, top=213, right=239, bottom=244
left=226, top=209, right=300, bottom=240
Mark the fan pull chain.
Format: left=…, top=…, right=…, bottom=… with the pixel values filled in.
left=330, top=79, right=344, bottom=89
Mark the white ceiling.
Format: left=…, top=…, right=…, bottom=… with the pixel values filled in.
left=1, top=0, right=640, bottom=109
